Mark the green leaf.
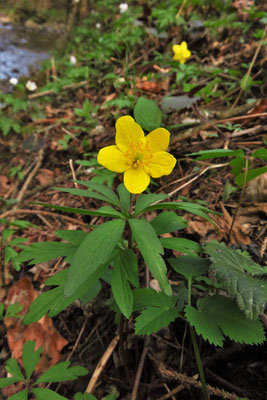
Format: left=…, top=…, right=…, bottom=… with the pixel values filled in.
left=134, top=97, right=162, bottom=131
left=65, top=219, right=125, bottom=296
left=73, top=180, right=121, bottom=208
left=5, top=358, right=25, bottom=380
left=74, top=393, right=96, bottom=400
left=55, top=230, right=87, bottom=245
left=150, top=211, right=187, bottom=235
left=129, top=219, right=171, bottom=295
left=188, top=149, right=244, bottom=160
left=17, top=241, right=78, bottom=265
left=134, top=193, right=169, bottom=216
left=135, top=306, right=179, bottom=335
left=9, top=390, right=29, bottom=400
left=53, top=187, right=110, bottom=203
left=117, top=183, right=130, bottom=213
left=34, top=361, right=88, bottom=384
left=160, top=237, right=201, bottom=253
left=204, top=241, right=267, bottom=319
left=229, top=157, right=246, bottom=177
left=240, top=74, right=253, bottom=91
left=251, top=148, right=267, bottom=160
left=32, top=388, right=68, bottom=400
left=133, top=288, right=174, bottom=311
left=235, top=166, right=267, bottom=187
left=0, top=377, right=21, bottom=388
left=185, top=296, right=266, bottom=346
left=0, top=303, right=4, bottom=319
left=119, top=249, right=139, bottom=288
left=34, top=203, right=124, bottom=219
left=5, top=303, right=24, bottom=318
left=169, top=255, right=210, bottom=280
left=22, top=341, right=43, bottom=380
left=111, top=255, right=133, bottom=318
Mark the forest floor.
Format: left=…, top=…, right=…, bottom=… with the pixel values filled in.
left=0, top=1, right=267, bottom=399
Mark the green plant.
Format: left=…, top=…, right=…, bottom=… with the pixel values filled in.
left=13, top=116, right=266, bottom=400
left=74, top=99, right=97, bottom=126
left=0, top=340, right=88, bottom=400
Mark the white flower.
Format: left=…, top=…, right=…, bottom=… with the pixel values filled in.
left=70, top=55, right=77, bottom=65
left=25, top=80, right=37, bottom=91
left=96, top=23, right=101, bottom=29
left=9, top=77, right=18, bottom=86
left=73, top=0, right=80, bottom=4
left=119, top=3, right=128, bottom=13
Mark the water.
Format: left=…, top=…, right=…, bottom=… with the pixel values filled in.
left=0, top=21, right=58, bottom=82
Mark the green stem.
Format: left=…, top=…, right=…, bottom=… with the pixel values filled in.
left=187, top=277, right=210, bottom=400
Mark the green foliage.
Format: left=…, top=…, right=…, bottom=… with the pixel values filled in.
left=74, top=99, right=97, bottom=125
left=204, top=241, right=267, bottom=319
left=133, top=97, right=162, bottom=131
left=0, top=341, right=88, bottom=399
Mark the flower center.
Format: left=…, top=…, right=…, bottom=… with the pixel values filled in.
left=124, top=141, right=152, bottom=169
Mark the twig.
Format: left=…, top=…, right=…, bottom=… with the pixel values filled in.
left=176, top=0, right=187, bottom=18
left=27, top=80, right=89, bottom=100
left=69, top=159, right=78, bottom=188
left=85, top=333, right=120, bottom=394
left=131, top=336, right=150, bottom=400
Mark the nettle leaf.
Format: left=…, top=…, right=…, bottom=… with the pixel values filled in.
left=111, top=254, right=133, bottom=318
left=204, top=241, right=267, bottom=319
left=22, top=341, right=43, bottom=380
left=32, top=388, right=68, bottom=400
left=161, top=95, right=201, bottom=113
left=34, top=361, right=88, bottom=384
left=65, top=219, right=125, bottom=296
left=235, top=166, right=267, bottom=187
left=188, top=149, right=244, bottom=160
left=134, top=97, right=162, bottom=131
left=185, top=296, right=265, bottom=347
left=160, top=237, right=201, bottom=254
left=169, top=255, right=210, bottom=280
left=129, top=219, right=171, bottom=295
left=150, top=211, right=187, bottom=235
left=135, top=306, right=179, bottom=335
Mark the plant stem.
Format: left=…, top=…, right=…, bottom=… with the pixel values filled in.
left=187, top=277, right=210, bottom=400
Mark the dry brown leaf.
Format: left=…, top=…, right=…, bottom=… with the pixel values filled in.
left=36, top=168, right=55, bottom=185
left=135, top=77, right=170, bottom=93
left=4, top=277, right=68, bottom=374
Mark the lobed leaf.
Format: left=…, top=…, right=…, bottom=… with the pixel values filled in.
left=135, top=306, right=179, bottom=335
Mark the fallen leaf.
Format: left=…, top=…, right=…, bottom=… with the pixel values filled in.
left=36, top=169, right=55, bottom=185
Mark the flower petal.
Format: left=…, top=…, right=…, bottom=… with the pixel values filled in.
left=115, top=116, right=145, bottom=152
left=145, top=128, right=170, bottom=152
left=144, top=151, right=176, bottom=178
left=124, top=167, right=150, bottom=194
left=97, top=145, right=130, bottom=172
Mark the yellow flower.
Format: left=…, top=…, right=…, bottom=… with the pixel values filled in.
left=97, top=116, right=176, bottom=194
left=172, top=41, right=191, bottom=64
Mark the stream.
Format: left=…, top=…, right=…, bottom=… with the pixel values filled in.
left=0, top=21, right=59, bottom=90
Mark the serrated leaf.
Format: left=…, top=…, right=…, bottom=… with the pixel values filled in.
left=9, top=389, right=28, bottom=400
left=111, top=255, right=133, bottom=318
left=65, top=219, right=125, bottom=296
left=22, top=341, right=42, bottom=380
left=135, top=306, right=179, bottom=335
left=204, top=241, right=267, bottom=319
left=5, top=358, right=25, bottom=380
left=161, top=95, right=201, bottom=113
left=32, top=388, right=68, bottom=400
left=54, top=230, right=87, bottom=245
left=134, top=97, right=162, bottom=131
left=129, top=219, right=171, bottom=295
left=151, top=211, right=187, bottom=235
left=134, top=193, right=169, bottom=216
left=187, top=296, right=266, bottom=346
left=169, top=255, right=210, bottom=279
left=34, top=361, right=88, bottom=384
left=17, top=241, right=78, bottom=265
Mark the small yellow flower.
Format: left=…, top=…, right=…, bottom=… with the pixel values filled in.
left=172, top=41, right=191, bottom=64
left=97, top=116, right=176, bottom=194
